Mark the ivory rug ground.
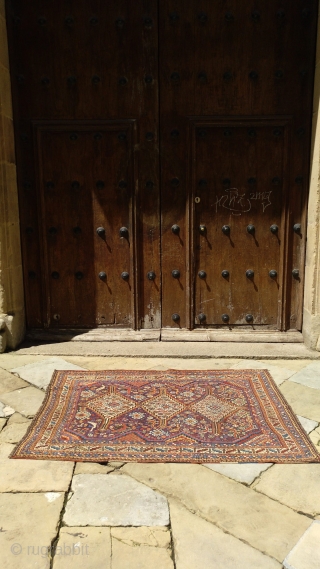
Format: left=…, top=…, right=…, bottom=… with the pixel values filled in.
left=10, top=369, right=320, bottom=463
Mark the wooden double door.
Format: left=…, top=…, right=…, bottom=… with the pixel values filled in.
left=7, top=0, right=317, bottom=332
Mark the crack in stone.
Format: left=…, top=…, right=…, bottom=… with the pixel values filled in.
left=49, top=462, right=76, bottom=569
left=65, top=531, right=88, bottom=538
left=168, top=511, right=177, bottom=569
left=248, top=463, right=275, bottom=487
left=253, top=485, right=320, bottom=519
left=121, top=470, right=301, bottom=565
left=200, top=463, right=275, bottom=488
left=110, top=527, right=113, bottom=569
left=111, top=535, right=169, bottom=549
left=170, top=496, right=283, bottom=567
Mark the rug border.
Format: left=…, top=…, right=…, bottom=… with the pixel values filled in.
left=10, top=369, right=64, bottom=460
left=9, top=369, right=320, bottom=463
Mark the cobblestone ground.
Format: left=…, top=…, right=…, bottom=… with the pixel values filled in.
left=0, top=353, right=320, bottom=569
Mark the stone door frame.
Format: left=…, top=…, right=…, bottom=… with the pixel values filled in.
left=0, top=0, right=25, bottom=351
left=1, top=2, right=320, bottom=350
left=303, top=7, right=320, bottom=349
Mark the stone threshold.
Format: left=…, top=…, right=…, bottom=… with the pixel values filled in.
left=26, top=329, right=160, bottom=342
left=161, top=330, right=303, bottom=343
left=16, top=340, right=320, bottom=359
left=26, top=328, right=303, bottom=343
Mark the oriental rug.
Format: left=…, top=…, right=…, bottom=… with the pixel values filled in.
left=11, top=369, right=320, bottom=463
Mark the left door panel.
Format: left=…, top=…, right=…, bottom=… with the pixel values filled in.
left=35, top=121, right=136, bottom=328
left=6, top=0, right=160, bottom=329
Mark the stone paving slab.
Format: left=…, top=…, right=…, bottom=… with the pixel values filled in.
left=0, top=386, right=45, bottom=417
left=254, top=464, right=320, bottom=516
left=260, top=359, right=314, bottom=371
left=63, top=474, right=169, bottom=527
left=297, top=415, right=319, bottom=434
left=14, top=341, right=320, bottom=358
left=0, top=420, right=30, bottom=443
left=203, top=462, right=273, bottom=485
left=283, top=521, right=320, bottom=569
left=7, top=411, right=31, bottom=424
left=4, top=354, right=240, bottom=373
left=112, top=525, right=171, bottom=548
left=230, top=359, right=295, bottom=384
left=309, top=426, right=320, bottom=447
left=108, top=461, right=126, bottom=468
left=0, top=492, right=65, bottom=569
left=111, top=527, right=174, bottom=569
left=0, top=441, right=15, bottom=458
left=0, top=367, right=29, bottom=394
left=0, top=417, right=6, bottom=431
left=0, top=354, right=56, bottom=370
left=0, top=455, right=74, bottom=492
left=288, top=362, right=320, bottom=390
left=0, top=353, right=316, bottom=370
left=34, top=356, right=239, bottom=371
left=65, top=356, right=314, bottom=372
left=122, top=463, right=312, bottom=562
left=280, top=382, right=320, bottom=422
left=52, top=527, right=111, bottom=569
left=169, top=498, right=281, bottom=569
left=68, top=357, right=132, bottom=370
left=0, top=400, right=15, bottom=417
left=10, top=357, right=86, bottom=390
left=74, top=462, right=115, bottom=475
left=153, top=359, right=238, bottom=370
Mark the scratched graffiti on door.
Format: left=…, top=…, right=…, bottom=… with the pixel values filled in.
left=214, top=188, right=272, bottom=215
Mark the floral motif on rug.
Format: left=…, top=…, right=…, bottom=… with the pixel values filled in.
left=10, top=370, right=320, bottom=463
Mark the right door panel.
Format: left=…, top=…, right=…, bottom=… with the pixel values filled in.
left=193, top=117, right=289, bottom=329
left=159, top=0, right=318, bottom=331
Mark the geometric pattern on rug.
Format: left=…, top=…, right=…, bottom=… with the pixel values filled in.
left=10, top=370, right=320, bottom=463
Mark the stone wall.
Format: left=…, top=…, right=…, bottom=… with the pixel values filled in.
left=303, top=7, right=320, bottom=350
left=0, top=0, right=25, bottom=351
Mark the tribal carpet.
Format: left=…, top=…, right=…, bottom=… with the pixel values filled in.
left=11, top=369, right=320, bottom=463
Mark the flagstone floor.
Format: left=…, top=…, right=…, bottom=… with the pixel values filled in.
left=0, top=352, right=320, bottom=569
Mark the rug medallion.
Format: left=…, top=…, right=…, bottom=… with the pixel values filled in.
left=11, top=370, right=320, bottom=463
